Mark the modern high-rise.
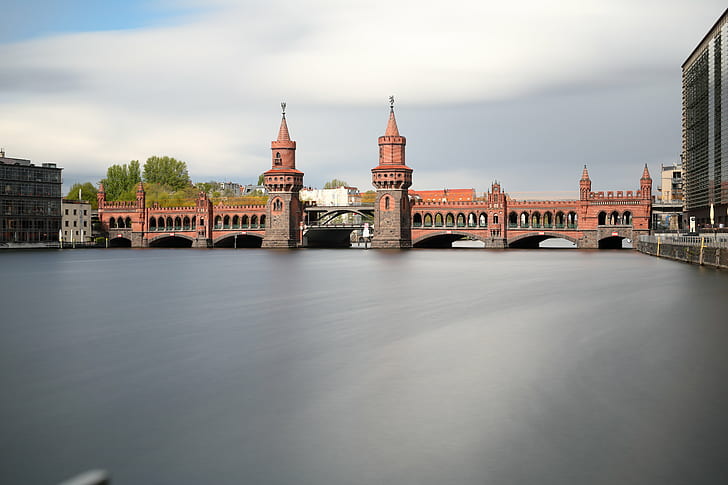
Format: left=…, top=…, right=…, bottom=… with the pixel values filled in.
left=682, top=8, right=728, bottom=226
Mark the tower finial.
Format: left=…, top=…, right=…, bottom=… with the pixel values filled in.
left=389, top=95, right=395, bottom=112
left=281, top=101, right=286, bottom=118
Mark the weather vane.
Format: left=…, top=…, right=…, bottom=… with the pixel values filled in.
left=281, top=101, right=286, bottom=116
left=389, top=95, right=395, bottom=110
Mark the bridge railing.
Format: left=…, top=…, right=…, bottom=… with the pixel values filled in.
left=640, top=234, right=728, bottom=248
left=306, top=223, right=365, bottom=228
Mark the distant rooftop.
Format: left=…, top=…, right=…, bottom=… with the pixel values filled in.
left=0, top=151, right=59, bottom=169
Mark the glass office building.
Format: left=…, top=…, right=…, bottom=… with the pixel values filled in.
left=682, top=8, right=728, bottom=226
left=1, top=151, right=63, bottom=244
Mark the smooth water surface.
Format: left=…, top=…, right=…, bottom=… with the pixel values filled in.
left=1, top=248, right=727, bottom=485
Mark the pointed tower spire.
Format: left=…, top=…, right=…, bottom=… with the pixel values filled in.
left=385, top=95, right=400, bottom=136
left=277, top=101, right=291, bottom=141
left=641, top=163, right=651, bottom=180
left=640, top=163, right=652, bottom=200
left=581, top=164, right=590, bottom=181
left=270, top=102, right=297, bottom=170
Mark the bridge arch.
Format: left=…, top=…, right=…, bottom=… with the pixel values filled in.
left=520, top=212, right=529, bottom=227
left=543, top=212, right=552, bottom=227
left=213, top=233, right=264, bottom=248
left=508, top=232, right=579, bottom=249
left=598, top=211, right=607, bottom=225
left=445, top=213, right=455, bottom=227
left=532, top=211, right=541, bottom=227
left=148, top=233, right=194, bottom=248
left=567, top=211, right=577, bottom=227
left=108, top=235, right=131, bottom=247
left=598, top=235, right=630, bottom=249
left=413, top=231, right=488, bottom=248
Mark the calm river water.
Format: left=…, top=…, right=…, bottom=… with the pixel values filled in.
left=1, top=248, right=728, bottom=485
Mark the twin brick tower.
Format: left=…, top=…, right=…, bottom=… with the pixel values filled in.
left=263, top=99, right=414, bottom=248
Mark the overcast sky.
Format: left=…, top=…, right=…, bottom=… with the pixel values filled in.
left=1, top=0, right=725, bottom=196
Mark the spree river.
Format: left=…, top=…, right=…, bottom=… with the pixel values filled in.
left=1, top=248, right=728, bottom=485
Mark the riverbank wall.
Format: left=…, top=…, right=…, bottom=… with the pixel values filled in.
left=637, top=235, right=728, bottom=270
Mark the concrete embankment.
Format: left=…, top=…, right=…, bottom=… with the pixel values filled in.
left=637, top=235, right=728, bottom=270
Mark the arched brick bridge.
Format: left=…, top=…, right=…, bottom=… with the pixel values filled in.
left=96, top=105, right=652, bottom=249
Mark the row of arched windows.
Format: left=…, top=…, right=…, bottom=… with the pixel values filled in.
left=108, top=216, right=132, bottom=228
left=598, top=211, right=632, bottom=225
left=508, top=211, right=577, bottom=229
left=149, top=216, right=198, bottom=231
left=413, top=212, right=497, bottom=228
left=214, top=214, right=266, bottom=230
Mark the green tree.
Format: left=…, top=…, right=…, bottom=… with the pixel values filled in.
left=143, top=156, right=191, bottom=190
left=257, top=173, right=265, bottom=185
left=65, top=182, right=99, bottom=209
left=195, top=181, right=219, bottom=195
left=101, top=160, right=141, bottom=200
left=323, top=179, right=349, bottom=189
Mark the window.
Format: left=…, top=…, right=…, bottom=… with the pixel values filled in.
left=73, top=209, right=77, bottom=215
left=74, top=221, right=77, bottom=227
left=65, top=221, right=69, bottom=227
left=84, top=210, right=87, bottom=215
left=65, top=209, right=68, bottom=215
left=83, top=221, right=87, bottom=227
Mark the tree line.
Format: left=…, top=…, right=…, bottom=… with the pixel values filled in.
left=65, top=156, right=370, bottom=208
left=66, top=156, right=194, bottom=208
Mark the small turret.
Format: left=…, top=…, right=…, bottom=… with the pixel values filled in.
left=97, top=182, right=106, bottom=208
left=136, top=181, right=146, bottom=208
left=580, top=165, right=591, bottom=200
left=640, top=164, right=652, bottom=199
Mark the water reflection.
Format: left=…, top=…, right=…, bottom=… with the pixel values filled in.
left=1, top=249, right=727, bottom=484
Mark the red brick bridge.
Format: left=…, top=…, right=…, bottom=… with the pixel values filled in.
left=97, top=102, right=652, bottom=249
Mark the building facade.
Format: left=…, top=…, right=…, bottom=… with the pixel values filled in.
left=682, top=8, right=728, bottom=226
left=300, top=186, right=361, bottom=206
left=653, top=163, right=684, bottom=231
left=61, top=199, right=92, bottom=243
left=1, top=150, right=63, bottom=245
left=658, top=163, right=683, bottom=202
